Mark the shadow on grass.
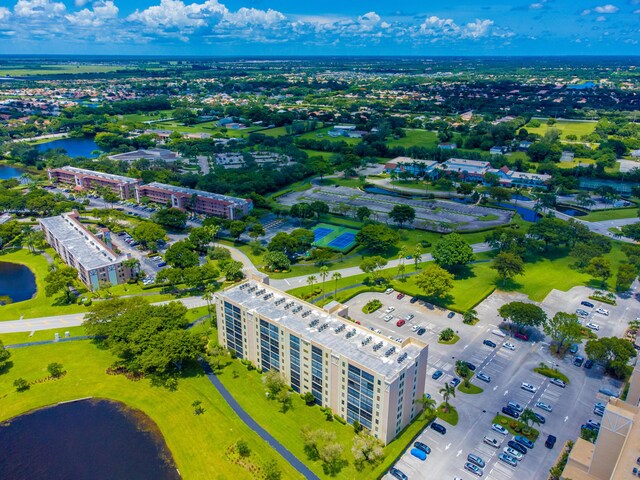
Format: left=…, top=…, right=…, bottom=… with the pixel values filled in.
left=0, top=360, right=14, bottom=375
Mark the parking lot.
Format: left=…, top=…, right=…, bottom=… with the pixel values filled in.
left=352, top=284, right=638, bottom=480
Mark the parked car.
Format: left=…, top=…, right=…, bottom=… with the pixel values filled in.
left=504, top=447, right=523, bottom=461
left=515, top=435, right=535, bottom=449
left=483, top=339, right=497, bottom=348
left=536, top=402, right=553, bottom=412
left=502, top=407, right=520, bottom=419
left=396, top=319, right=406, bottom=327
left=464, top=462, right=483, bottom=477
left=598, top=387, right=619, bottom=398
left=417, top=328, right=426, bottom=336
left=447, top=311, right=455, bottom=319
left=463, top=361, right=477, bottom=371
left=586, top=420, right=601, bottom=430
left=545, top=435, right=557, bottom=449
left=586, top=322, right=600, bottom=331
left=514, top=332, right=529, bottom=341
left=502, top=453, right=520, bottom=467
left=584, top=360, right=594, bottom=369
left=410, top=448, right=427, bottom=461
left=503, top=342, right=516, bottom=351
left=409, top=296, right=419, bottom=304
left=157, top=262, right=167, bottom=267
left=492, top=423, right=508, bottom=435
left=385, top=306, right=395, bottom=313
left=507, top=440, right=527, bottom=455
left=477, top=372, right=491, bottom=383
left=450, top=378, right=461, bottom=387
left=581, top=301, right=595, bottom=308
left=508, top=401, right=523, bottom=413
left=467, top=453, right=485, bottom=468
left=389, top=467, right=408, bottom=480
left=521, top=382, right=537, bottom=393
left=576, top=309, right=590, bottom=317
left=385, top=288, right=394, bottom=295
left=550, top=378, right=566, bottom=388
left=397, top=293, right=405, bottom=300
left=534, top=413, right=546, bottom=424
left=432, top=370, right=443, bottom=380
left=405, top=314, right=414, bottom=321
left=413, top=441, right=431, bottom=454
left=483, top=436, right=500, bottom=448
left=595, top=308, right=609, bottom=316
left=383, top=314, right=393, bottom=322
left=569, top=344, right=579, bottom=354
left=492, top=329, right=507, bottom=338
left=430, top=422, right=446, bottom=434
left=574, top=356, right=585, bottom=367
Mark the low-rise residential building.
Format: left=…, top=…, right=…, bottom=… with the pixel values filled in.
left=435, top=158, right=550, bottom=187
left=384, top=157, right=438, bottom=176
left=135, top=182, right=252, bottom=220
left=47, top=166, right=140, bottom=200
left=437, top=142, right=457, bottom=150
left=437, top=158, right=491, bottom=181
left=490, top=146, right=508, bottom=155
left=39, top=211, right=132, bottom=290
left=494, top=166, right=551, bottom=187
left=216, top=280, right=429, bottom=445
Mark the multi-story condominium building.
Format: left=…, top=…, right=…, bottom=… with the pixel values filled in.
left=135, top=182, right=252, bottom=220
left=47, top=166, right=140, bottom=200
left=39, top=211, right=132, bottom=290
left=215, top=280, right=429, bottom=444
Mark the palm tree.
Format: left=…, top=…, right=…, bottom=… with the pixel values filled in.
left=122, top=258, right=140, bottom=278
left=22, top=225, right=35, bottom=253
left=397, top=262, right=406, bottom=280
left=307, top=275, right=317, bottom=288
left=455, top=361, right=472, bottom=387
left=319, top=266, right=329, bottom=297
left=520, top=408, right=541, bottom=429
left=413, top=245, right=422, bottom=271
left=332, top=272, right=342, bottom=298
left=203, top=284, right=216, bottom=325
left=463, top=309, right=478, bottom=324
left=414, top=394, right=437, bottom=418
left=628, top=320, right=640, bottom=335
left=439, top=383, right=456, bottom=412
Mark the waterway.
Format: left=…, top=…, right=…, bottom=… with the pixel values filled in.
left=36, top=138, right=100, bottom=158
left=0, top=262, right=36, bottom=304
left=0, top=165, right=23, bottom=180
left=0, top=399, right=179, bottom=480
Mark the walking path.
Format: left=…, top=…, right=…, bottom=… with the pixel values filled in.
left=199, top=360, right=320, bottom=480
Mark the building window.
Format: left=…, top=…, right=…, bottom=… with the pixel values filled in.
left=345, top=364, right=374, bottom=430
left=290, top=334, right=301, bottom=393
left=259, top=319, right=280, bottom=372
left=223, top=301, right=244, bottom=359
left=311, top=345, right=323, bottom=406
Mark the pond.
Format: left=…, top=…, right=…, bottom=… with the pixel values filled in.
left=556, top=205, right=588, bottom=217
left=0, top=165, right=23, bottom=180
left=497, top=203, right=540, bottom=222
left=0, top=262, right=36, bottom=304
left=364, top=186, right=413, bottom=198
left=36, top=138, right=100, bottom=158
left=0, top=399, right=180, bottom=480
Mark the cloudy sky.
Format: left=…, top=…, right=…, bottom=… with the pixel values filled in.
left=0, top=0, right=638, bottom=55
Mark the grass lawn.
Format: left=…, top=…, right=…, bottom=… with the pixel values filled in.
left=216, top=358, right=432, bottom=479
left=492, top=415, right=539, bottom=442
left=297, top=127, right=362, bottom=145
left=436, top=404, right=459, bottom=426
left=0, top=64, right=133, bottom=76
left=301, top=149, right=334, bottom=160
left=582, top=208, right=638, bottom=222
left=260, top=126, right=289, bottom=137
left=318, top=177, right=365, bottom=188
left=525, top=120, right=597, bottom=139
left=534, top=367, right=570, bottom=384
left=0, top=341, right=301, bottom=480
left=556, top=158, right=596, bottom=169
left=387, top=129, right=438, bottom=148
left=458, top=381, right=484, bottom=394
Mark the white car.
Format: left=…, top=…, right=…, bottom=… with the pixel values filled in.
left=477, top=372, right=491, bottom=383
left=383, top=314, right=393, bottom=322
left=503, top=447, right=523, bottom=461
left=595, top=308, right=609, bottom=316
left=492, top=423, right=508, bottom=435
left=550, top=378, right=566, bottom=388
left=503, top=342, right=516, bottom=351
left=384, top=306, right=395, bottom=314
left=385, top=288, right=394, bottom=295
left=521, top=382, right=537, bottom=393
left=483, top=436, right=500, bottom=448
left=536, top=401, right=553, bottom=412
left=586, top=322, right=600, bottom=331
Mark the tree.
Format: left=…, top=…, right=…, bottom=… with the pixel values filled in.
left=222, top=260, right=244, bottom=282
left=248, top=223, right=266, bottom=240
left=439, top=328, right=455, bottom=341
left=439, top=383, right=456, bottom=411
left=332, top=272, right=342, bottom=298
left=355, top=224, right=399, bottom=252
left=414, top=393, right=437, bottom=418
left=301, top=427, right=346, bottom=474
left=122, top=258, right=141, bottom=278
left=415, top=264, right=454, bottom=300
left=520, top=408, right=541, bottom=429
left=310, top=201, right=330, bottom=219
left=585, top=256, right=611, bottom=287
left=491, top=252, right=525, bottom=285
left=489, top=186, right=511, bottom=203
left=543, top=312, right=582, bottom=351
left=498, top=301, right=547, bottom=332
left=165, top=241, right=199, bottom=269
left=528, top=217, right=571, bottom=250
left=14, top=377, right=29, bottom=392
left=616, top=263, right=638, bottom=292
left=621, top=223, right=640, bottom=241
left=152, top=208, right=188, bottom=230
left=359, top=256, right=388, bottom=282
left=455, top=360, right=472, bottom=387
left=263, top=460, right=282, bottom=480
left=229, top=221, right=247, bottom=240
left=463, top=309, right=478, bottom=325
left=0, top=340, right=11, bottom=372
left=189, top=225, right=219, bottom=252
left=432, top=233, right=474, bottom=270
left=351, top=432, right=384, bottom=468
left=263, top=251, right=291, bottom=271
left=47, top=362, right=65, bottom=378
left=44, top=265, right=78, bottom=302
left=356, top=206, right=372, bottom=222
left=307, top=275, right=317, bottom=288
left=132, top=222, right=166, bottom=250
left=290, top=203, right=314, bottom=223
left=585, top=337, right=637, bottom=379
left=236, top=439, right=251, bottom=457
left=485, top=228, right=528, bottom=256
left=319, top=265, right=329, bottom=296
left=389, top=204, right=416, bottom=227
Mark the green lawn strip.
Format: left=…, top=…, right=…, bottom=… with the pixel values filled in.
left=525, top=120, right=597, bottom=139
left=217, top=359, right=425, bottom=479
left=0, top=341, right=301, bottom=480
left=301, top=149, right=333, bottom=160
left=318, top=177, right=365, bottom=188
left=534, top=367, right=570, bottom=384
left=438, top=334, right=460, bottom=345
left=492, top=415, right=539, bottom=442
left=436, top=404, right=459, bottom=426
left=296, top=126, right=362, bottom=145
left=458, top=382, right=484, bottom=394
left=387, top=129, right=438, bottom=148
left=0, top=325, right=87, bottom=345
left=582, top=208, right=639, bottom=222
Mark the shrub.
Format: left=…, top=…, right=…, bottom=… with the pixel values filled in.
left=362, top=299, right=382, bottom=314
left=439, top=328, right=455, bottom=341
left=333, top=414, right=347, bottom=424
left=302, top=391, right=316, bottom=406
left=236, top=440, right=251, bottom=457
left=47, top=362, right=65, bottom=378
left=14, top=377, right=29, bottom=392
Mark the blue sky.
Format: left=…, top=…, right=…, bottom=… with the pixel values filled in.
left=0, top=0, right=638, bottom=55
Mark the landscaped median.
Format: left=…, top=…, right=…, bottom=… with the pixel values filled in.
left=436, top=404, right=459, bottom=426
left=492, top=414, right=539, bottom=442
left=534, top=366, right=570, bottom=384
left=458, top=381, right=484, bottom=394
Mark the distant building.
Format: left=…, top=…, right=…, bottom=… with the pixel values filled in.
left=47, top=166, right=140, bottom=200
left=560, top=151, right=575, bottom=162
left=183, top=132, right=211, bottom=140
left=518, top=141, right=533, bottom=151
left=217, top=117, right=234, bottom=127
left=436, top=158, right=490, bottom=181
left=328, top=125, right=358, bottom=137
left=494, top=166, right=551, bottom=187
left=216, top=280, right=429, bottom=445
left=108, top=148, right=183, bottom=163
left=489, top=146, right=508, bottom=155
left=437, top=142, right=457, bottom=150
left=40, top=211, right=132, bottom=290
left=384, top=157, right=438, bottom=176
left=630, top=150, right=640, bottom=158
left=144, top=129, right=174, bottom=139
left=135, top=182, right=252, bottom=220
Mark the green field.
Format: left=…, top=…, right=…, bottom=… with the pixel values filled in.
left=582, top=208, right=639, bottom=222
left=297, top=127, right=362, bottom=145
left=301, top=149, right=334, bottom=160
left=0, top=64, right=133, bottom=76
left=525, top=120, right=597, bottom=139
left=0, top=341, right=301, bottom=480
left=556, top=158, right=596, bottom=169
left=387, top=129, right=439, bottom=148
left=260, top=126, right=290, bottom=137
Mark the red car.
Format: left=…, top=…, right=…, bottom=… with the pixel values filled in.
left=514, top=332, right=529, bottom=341
left=396, top=319, right=406, bottom=327
left=397, top=293, right=405, bottom=300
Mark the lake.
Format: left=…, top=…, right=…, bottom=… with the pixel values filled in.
left=0, top=399, right=180, bottom=480
left=0, top=165, right=23, bottom=180
left=0, top=262, right=36, bottom=304
left=36, top=138, right=100, bottom=158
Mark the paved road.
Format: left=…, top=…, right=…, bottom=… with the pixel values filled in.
left=0, top=296, right=207, bottom=333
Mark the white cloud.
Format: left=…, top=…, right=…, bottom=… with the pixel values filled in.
left=417, top=16, right=497, bottom=40
left=128, top=0, right=228, bottom=31
left=74, top=0, right=89, bottom=7
left=596, top=15, right=607, bottom=20
left=634, top=8, right=640, bottom=13
left=530, top=3, right=544, bottom=9
left=66, top=1, right=118, bottom=27
left=223, top=7, right=285, bottom=27
left=582, top=9, right=592, bottom=14
left=0, top=7, right=10, bottom=21
left=14, top=0, right=66, bottom=18
left=594, top=4, right=619, bottom=13
left=464, top=19, right=494, bottom=38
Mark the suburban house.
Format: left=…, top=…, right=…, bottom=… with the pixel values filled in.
left=518, top=141, right=533, bottom=151
left=384, top=157, right=438, bottom=177
left=490, top=146, right=508, bottom=155
left=437, top=142, right=457, bottom=150
left=328, top=125, right=357, bottom=137
left=494, top=166, right=551, bottom=187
